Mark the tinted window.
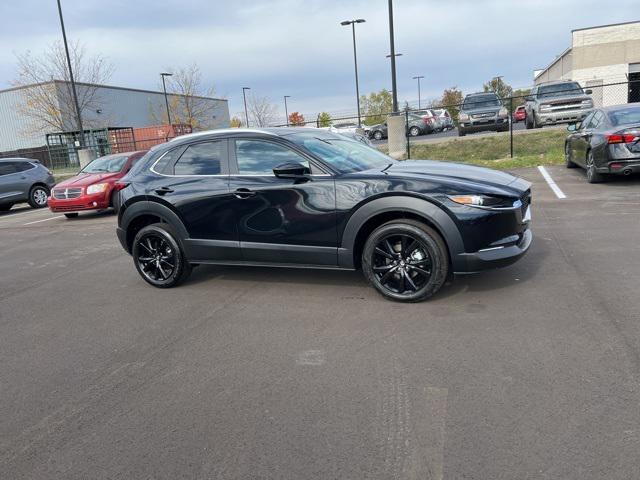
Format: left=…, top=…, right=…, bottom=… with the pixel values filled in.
left=0, top=162, right=19, bottom=176
left=538, top=82, right=583, bottom=98
left=608, top=107, right=640, bottom=126
left=463, top=94, right=501, bottom=109
left=174, top=142, right=224, bottom=175
left=14, top=162, right=35, bottom=172
left=579, top=111, right=595, bottom=130
left=152, top=148, right=181, bottom=174
left=586, top=111, right=604, bottom=129
left=235, top=140, right=309, bottom=175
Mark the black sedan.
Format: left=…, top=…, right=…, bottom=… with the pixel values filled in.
left=565, top=104, right=640, bottom=183
left=116, top=128, right=532, bottom=302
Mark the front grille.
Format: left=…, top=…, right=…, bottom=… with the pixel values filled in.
left=53, top=187, right=82, bottom=199
left=471, top=112, right=495, bottom=119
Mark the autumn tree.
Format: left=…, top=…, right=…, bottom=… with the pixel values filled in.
left=247, top=94, right=278, bottom=127
left=483, top=77, right=513, bottom=102
left=288, top=112, right=305, bottom=126
left=360, top=89, right=393, bottom=125
left=317, top=112, right=332, bottom=127
left=13, top=40, right=114, bottom=133
left=434, top=86, right=464, bottom=121
left=230, top=116, right=244, bottom=128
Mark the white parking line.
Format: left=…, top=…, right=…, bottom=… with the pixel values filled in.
left=23, top=215, right=64, bottom=226
left=537, top=166, right=567, bottom=199
left=0, top=208, right=48, bottom=221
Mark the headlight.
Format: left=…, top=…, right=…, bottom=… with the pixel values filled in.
left=86, top=183, right=108, bottom=194
left=459, top=113, right=469, bottom=121
left=449, top=194, right=517, bottom=209
left=498, top=107, right=508, bottom=117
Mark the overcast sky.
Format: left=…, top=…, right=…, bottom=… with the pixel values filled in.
left=0, top=0, right=635, bottom=123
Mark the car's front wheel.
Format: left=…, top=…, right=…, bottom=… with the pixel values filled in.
left=64, top=213, right=79, bottom=219
left=362, top=220, right=449, bottom=302
left=409, top=126, right=421, bottom=137
left=373, top=131, right=383, bottom=141
left=133, top=223, right=192, bottom=288
left=28, top=185, right=49, bottom=209
left=565, top=143, right=577, bottom=168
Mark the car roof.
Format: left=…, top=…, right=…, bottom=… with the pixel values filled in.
left=465, top=92, right=499, bottom=97
left=599, top=103, right=640, bottom=113
left=0, top=157, right=36, bottom=162
left=168, top=127, right=341, bottom=143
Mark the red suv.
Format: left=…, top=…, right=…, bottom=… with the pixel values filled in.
left=49, top=151, right=147, bottom=218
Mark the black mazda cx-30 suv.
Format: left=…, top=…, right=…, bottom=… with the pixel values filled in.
left=116, top=128, right=532, bottom=302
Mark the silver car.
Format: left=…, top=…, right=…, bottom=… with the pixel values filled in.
left=0, top=158, right=56, bottom=211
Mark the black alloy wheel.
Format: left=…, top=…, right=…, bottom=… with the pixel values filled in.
left=373, top=130, right=384, bottom=141
left=362, top=220, right=448, bottom=302
left=586, top=150, right=604, bottom=184
left=133, top=223, right=192, bottom=288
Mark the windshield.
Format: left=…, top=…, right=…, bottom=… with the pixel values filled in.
left=608, top=107, right=640, bottom=127
left=81, top=154, right=128, bottom=173
left=463, top=95, right=501, bottom=109
left=290, top=134, right=394, bottom=174
left=538, top=82, right=583, bottom=98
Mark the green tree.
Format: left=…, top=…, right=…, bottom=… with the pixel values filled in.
left=483, top=77, right=513, bottom=103
left=360, top=89, right=393, bottom=125
left=317, top=112, right=332, bottom=127
left=510, top=88, right=532, bottom=111
left=434, top=86, right=464, bottom=122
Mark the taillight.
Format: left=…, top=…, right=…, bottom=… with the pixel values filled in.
left=607, top=130, right=639, bottom=144
left=113, top=181, right=130, bottom=191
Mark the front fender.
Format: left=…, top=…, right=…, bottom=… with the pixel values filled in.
left=338, top=196, right=466, bottom=270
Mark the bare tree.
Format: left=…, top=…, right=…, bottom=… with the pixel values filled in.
left=12, top=40, right=114, bottom=133
left=150, top=64, right=220, bottom=130
left=247, top=94, right=278, bottom=127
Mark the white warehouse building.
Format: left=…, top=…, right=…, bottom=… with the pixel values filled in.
left=533, top=21, right=640, bottom=107
left=0, top=80, right=230, bottom=152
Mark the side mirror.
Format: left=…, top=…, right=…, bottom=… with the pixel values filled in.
left=567, top=123, right=577, bottom=132
left=273, top=162, right=310, bottom=178
left=585, top=89, right=593, bottom=95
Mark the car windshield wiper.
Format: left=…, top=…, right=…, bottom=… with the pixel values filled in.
left=382, top=163, right=393, bottom=172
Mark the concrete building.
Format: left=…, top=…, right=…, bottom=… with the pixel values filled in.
left=533, top=21, right=640, bottom=106
left=0, top=80, right=230, bottom=152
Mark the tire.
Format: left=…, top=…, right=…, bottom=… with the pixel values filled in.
left=28, top=185, right=49, bottom=209
left=64, top=213, right=79, bottom=219
left=525, top=115, right=533, bottom=129
left=533, top=115, right=542, bottom=129
left=362, top=219, right=449, bottom=302
left=586, top=150, right=605, bottom=184
left=373, top=131, right=383, bottom=141
left=0, top=204, right=12, bottom=212
left=409, top=126, right=420, bottom=137
left=565, top=143, right=577, bottom=168
left=132, top=223, right=192, bottom=288
left=458, top=129, right=466, bottom=137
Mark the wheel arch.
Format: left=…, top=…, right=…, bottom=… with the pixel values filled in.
left=120, top=200, right=188, bottom=253
left=338, top=196, right=466, bottom=271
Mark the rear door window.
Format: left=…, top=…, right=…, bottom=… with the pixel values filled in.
left=174, top=141, right=226, bottom=175
left=0, top=162, right=19, bottom=176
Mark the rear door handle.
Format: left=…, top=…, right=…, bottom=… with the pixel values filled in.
left=154, top=186, right=174, bottom=195
left=234, top=188, right=257, bottom=199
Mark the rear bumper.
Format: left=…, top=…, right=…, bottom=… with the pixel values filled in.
left=454, top=228, right=532, bottom=273
left=603, top=159, right=640, bottom=175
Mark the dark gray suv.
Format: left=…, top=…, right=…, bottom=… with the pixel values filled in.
left=458, top=92, right=509, bottom=136
left=0, top=158, right=55, bottom=211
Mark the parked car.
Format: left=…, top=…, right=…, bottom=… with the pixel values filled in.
left=513, top=105, right=526, bottom=123
left=368, top=114, right=429, bottom=140
left=331, top=122, right=359, bottom=135
left=48, top=151, right=147, bottom=218
left=458, top=92, right=510, bottom=136
left=564, top=104, right=640, bottom=183
left=328, top=127, right=374, bottom=146
left=432, top=108, right=455, bottom=130
left=415, top=109, right=443, bottom=132
left=116, top=128, right=532, bottom=302
left=525, top=80, right=593, bottom=129
left=0, top=158, right=55, bottom=211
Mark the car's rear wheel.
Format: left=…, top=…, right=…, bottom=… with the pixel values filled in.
left=64, top=213, right=79, bottom=219
left=362, top=220, right=449, bottom=302
left=586, top=151, right=605, bottom=184
left=564, top=143, right=577, bottom=168
left=28, top=185, right=49, bottom=209
left=373, top=131, right=383, bottom=141
left=133, top=223, right=192, bottom=288
left=0, top=203, right=12, bottom=212
left=409, top=126, right=420, bottom=137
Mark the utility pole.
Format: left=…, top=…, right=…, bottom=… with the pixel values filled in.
left=340, top=19, right=366, bottom=127
left=388, top=0, right=399, bottom=113
left=56, top=0, right=83, bottom=144
left=160, top=72, right=173, bottom=125
left=412, top=75, right=424, bottom=110
left=284, top=95, right=291, bottom=126
left=242, top=87, right=251, bottom=127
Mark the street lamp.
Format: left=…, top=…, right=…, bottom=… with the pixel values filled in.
left=284, top=95, right=291, bottom=126
left=242, top=87, right=251, bottom=127
left=160, top=72, right=173, bottom=125
left=340, top=18, right=365, bottom=127
left=387, top=0, right=399, bottom=112
left=412, top=75, right=424, bottom=110
left=56, top=0, right=83, bottom=144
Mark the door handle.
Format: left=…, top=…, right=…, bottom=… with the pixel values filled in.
left=234, top=188, right=257, bottom=199
left=154, top=186, right=174, bottom=195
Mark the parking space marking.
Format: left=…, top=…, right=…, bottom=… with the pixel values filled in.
left=23, top=215, right=64, bottom=225
left=537, top=166, right=567, bottom=199
left=0, top=208, right=48, bottom=221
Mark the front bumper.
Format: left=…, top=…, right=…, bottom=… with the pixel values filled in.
left=454, top=228, right=532, bottom=273
left=537, top=109, right=589, bottom=125
left=48, top=191, right=111, bottom=213
left=459, top=117, right=509, bottom=132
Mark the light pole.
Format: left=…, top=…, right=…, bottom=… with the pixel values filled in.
left=387, top=0, right=399, bottom=113
left=340, top=18, right=365, bottom=127
left=56, top=0, right=83, bottom=144
left=412, top=75, right=424, bottom=110
left=284, top=95, right=291, bottom=126
left=242, top=87, right=251, bottom=127
left=160, top=72, right=173, bottom=125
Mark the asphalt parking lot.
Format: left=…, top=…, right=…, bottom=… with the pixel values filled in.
left=1, top=166, right=639, bottom=479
